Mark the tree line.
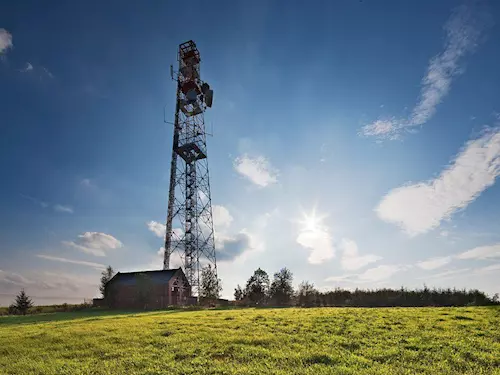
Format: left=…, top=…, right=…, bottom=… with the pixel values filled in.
left=7, top=265, right=496, bottom=315
left=233, top=267, right=499, bottom=307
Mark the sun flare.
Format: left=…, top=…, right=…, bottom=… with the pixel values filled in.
left=298, top=207, right=328, bottom=232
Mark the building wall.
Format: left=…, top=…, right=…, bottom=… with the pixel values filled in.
left=108, top=271, right=191, bottom=309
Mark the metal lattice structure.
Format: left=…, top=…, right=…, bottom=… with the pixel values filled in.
left=163, top=40, right=216, bottom=296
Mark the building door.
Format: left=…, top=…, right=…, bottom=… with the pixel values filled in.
left=171, top=286, right=179, bottom=305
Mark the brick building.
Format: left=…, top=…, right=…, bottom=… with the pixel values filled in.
left=105, top=268, right=192, bottom=309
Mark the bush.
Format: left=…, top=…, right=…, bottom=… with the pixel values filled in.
left=8, top=304, right=18, bottom=315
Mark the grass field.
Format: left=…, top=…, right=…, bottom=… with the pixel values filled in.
left=1, top=307, right=499, bottom=374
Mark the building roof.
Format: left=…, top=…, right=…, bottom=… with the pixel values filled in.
left=107, top=268, right=183, bottom=286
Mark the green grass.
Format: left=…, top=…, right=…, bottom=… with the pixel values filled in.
left=1, top=307, right=499, bottom=374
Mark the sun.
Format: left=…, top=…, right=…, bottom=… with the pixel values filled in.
left=298, top=207, right=328, bottom=232
left=302, top=214, right=321, bottom=232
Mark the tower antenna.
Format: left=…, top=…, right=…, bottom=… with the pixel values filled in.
left=163, top=40, right=216, bottom=297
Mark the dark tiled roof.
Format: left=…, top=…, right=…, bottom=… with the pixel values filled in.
left=108, top=268, right=181, bottom=286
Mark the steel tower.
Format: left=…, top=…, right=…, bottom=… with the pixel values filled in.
left=163, top=40, right=216, bottom=296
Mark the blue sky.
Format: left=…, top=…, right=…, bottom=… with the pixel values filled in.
left=1, top=0, right=500, bottom=305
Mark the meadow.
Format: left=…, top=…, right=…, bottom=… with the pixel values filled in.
left=1, top=307, right=499, bottom=374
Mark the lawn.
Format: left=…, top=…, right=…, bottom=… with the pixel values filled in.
left=1, top=307, right=499, bottom=374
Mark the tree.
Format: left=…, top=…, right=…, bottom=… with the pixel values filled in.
left=234, top=284, right=245, bottom=301
left=99, top=265, right=115, bottom=297
left=297, top=281, right=317, bottom=307
left=13, top=289, right=33, bottom=315
left=493, top=293, right=499, bottom=304
left=135, top=273, right=153, bottom=309
left=245, top=268, right=270, bottom=305
left=269, top=268, right=294, bottom=306
left=200, top=265, right=222, bottom=299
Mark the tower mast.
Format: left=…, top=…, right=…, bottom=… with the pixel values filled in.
left=164, top=40, right=216, bottom=296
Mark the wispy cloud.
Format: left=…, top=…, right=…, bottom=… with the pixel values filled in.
left=475, top=263, right=500, bottom=274
left=0, top=270, right=31, bottom=287
left=80, top=178, right=97, bottom=189
left=42, top=67, right=53, bottom=79
left=357, top=264, right=407, bottom=282
left=457, top=243, right=500, bottom=260
left=36, top=255, right=106, bottom=270
left=20, top=62, right=33, bottom=72
left=340, top=239, right=382, bottom=271
left=234, top=154, right=278, bottom=187
left=417, top=242, right=500, bottom=271
left=21, top=194, right=73, bottom=214
left=418, top=268, right=470, bottom=280
left=326, top=264, right=409, bottom=284
left=324, top=274, right=357, bottom=283
left=376, top=128, right=500, bottom=236
left=20, top=194, right=49, bottom=208
left=0, top=29, right=13, bottom=54
left=416, top=256, right=453, bottom=270
left=0, top=269, right=99, bottom=304
left=361, top=4, right=489, bottom=140
left=360, top=118, right=402, bottom=140
left=53, top=204, right=74, bottom=214
left=62, top=232, right=122, bottom=257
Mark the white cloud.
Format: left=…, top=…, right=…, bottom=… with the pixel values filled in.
left=147, top=221, right=166, bottom=238
left=62, top=232, right=122, bottom=257
left=157, top=248, right=184, bottom=269
left=376, top=128, right=500, bottom=236
left=212, top=205, right=233, bottom=229
left=361, top=5, right=488, bottom=140
left=457, top=243, right=500, bottom=260
left=0, top=29, right=13, bottom=54
left=36, top=255, right=105, bottom=270
left=53, top=204, right=74, bottom=214
left=357, top=265, right=407, bottom=282
left=340, top=239, right=382, bottom=271
left=171, top=227, right=183, bottom=238
left=440, top=230, right=449, bottom=237
left=198, top=190, right=209, bottom=203
left=147, top=221, right=183, bottom=243
left=416, top=256, right=452, bottom=270
left=234, top=154, right=278, bottom=187
left=296, top=226, right=335, bottom=265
